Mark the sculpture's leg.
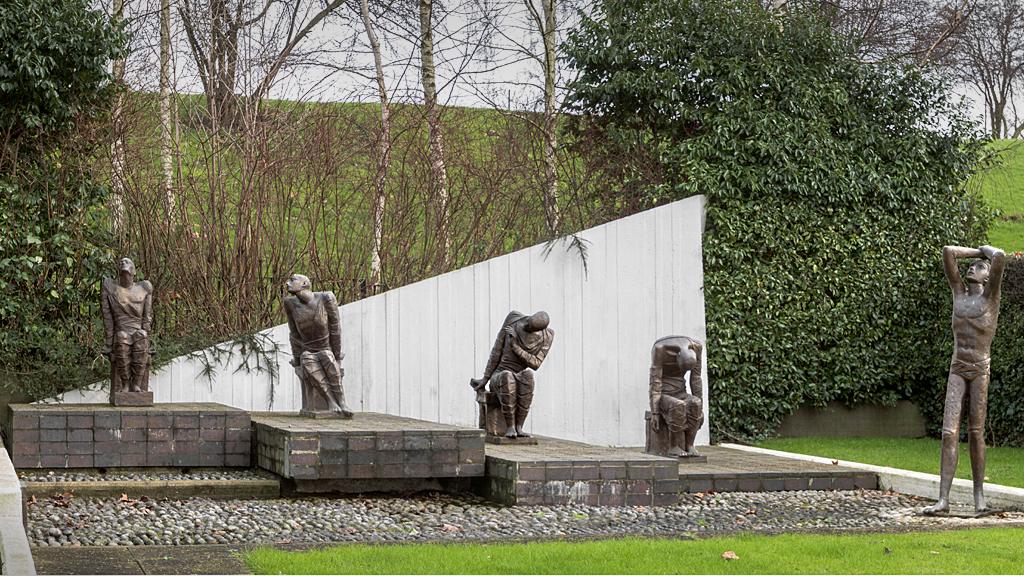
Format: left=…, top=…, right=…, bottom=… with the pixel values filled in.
left=129, top=336, right=149, bottom=392
left=300, top=353, right=334, bottom=413
left=923, top=373, right=967, bottom=515
left=968, top=374, right=990, bottom=512
left=683, top=396, right=704, bottom=456
left=494, top=371, right=517, bottom=438
left=114, top=334, right=131, bottom=392
left=514, top=370, right=535, bottom=437
left=320, top=352, right=353, bottom=417
left=660, top=395, right=686, bottom=457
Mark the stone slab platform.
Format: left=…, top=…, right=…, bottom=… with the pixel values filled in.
left=677, top=446, right=878, bottom=493
left=7, top=403, right=250, bottom=469
left=252, top=412, right=485, bottom=481
left=483, top=437, right=681, bottom=506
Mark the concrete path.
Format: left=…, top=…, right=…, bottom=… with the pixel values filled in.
left=31, top=545, right=250, bottom=575
left=722, top=443, right=1024, bottom=510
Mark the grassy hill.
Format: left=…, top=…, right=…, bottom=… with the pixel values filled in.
left=970, top=140, right=1024, bottom=253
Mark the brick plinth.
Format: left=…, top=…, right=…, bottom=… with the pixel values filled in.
left=252, top=413, right=486, bottom=482
left=482, top=438, right=680, bottom=506
left=7, top=403, right=250, bottom=469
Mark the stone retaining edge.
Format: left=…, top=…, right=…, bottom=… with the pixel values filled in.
left=21, top=479, right=281, bottom=500
left=0, top=448, right=35, bottom=575
left=722, top=443, right=1024, bottom=510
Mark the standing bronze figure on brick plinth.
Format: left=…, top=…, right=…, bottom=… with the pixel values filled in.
left=923, top=245, right=1005, bottom=516
left=646, top=335, right=704, bottom=459
left=283, top=274, right=353, bottom=418
left=470, top=311, right=554, bottom=441
left=101, top=257, right=154, bottom=406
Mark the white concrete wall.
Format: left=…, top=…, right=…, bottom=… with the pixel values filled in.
left=53, top=195, right=709, bottom=447
left=0, top=447, right=35, bottom=575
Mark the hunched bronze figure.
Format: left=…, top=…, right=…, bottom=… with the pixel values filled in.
left=471, top=311, right=554, bottom=439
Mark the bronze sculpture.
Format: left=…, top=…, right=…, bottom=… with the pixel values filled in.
left=470, top=311, right=554, bottom=440
left=283, top=274, right=353, bottom=418
left=923, top=245, right=1005, bottom=515
left=646, top=335, right=704, bottom=458
left=101, top=257, right=154, bottom=406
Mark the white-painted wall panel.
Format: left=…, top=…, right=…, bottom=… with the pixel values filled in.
left=52, top=195, right=709, bottom=447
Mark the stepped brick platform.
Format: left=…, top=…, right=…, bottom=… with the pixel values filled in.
left=6, top=403, right=250, bottom=469
left=252, top=413, right=486, bottom=486
left=483, top=437, right=681, bottom=507
left=677, top=446, right=878, bottom=492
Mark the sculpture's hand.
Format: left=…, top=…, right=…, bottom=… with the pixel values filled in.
left=980, top=245, right=1000, bottom=260
left=651, top=415, right=660, bottom=431
left=504, top=325, right=515, bottom=338
left=289, top=357, right=300, bottom=368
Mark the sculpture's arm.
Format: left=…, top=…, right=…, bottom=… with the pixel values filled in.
left=980, top=245, right=1006, bottom=302
left=943, top=245, right=980, bottom=295
left=649, top=365, right=663, bottom=417
left=511, top=331, right=553, bottom=370
left=481, top=327, right=505, bottom=381
left=99, top=279, right=114, bottom=348
left=688, top=340, right=703, bottom=401
left=325, top=292, right=343, bottom=361
left=284, top=299, right=304, bottom=366
left=140, top=281, right=153, bottom=333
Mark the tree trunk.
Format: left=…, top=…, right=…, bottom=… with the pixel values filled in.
left=540, top=0, right=560, bottom=234
left=160, top=0, right=176, bottom=217
left=419, top=0, right=452, bottom=269
left=991, top=98, right=1007, bottom=139
left=110, top=0, right=127, bottom=235
left=361, top=0, right=391, bottom=290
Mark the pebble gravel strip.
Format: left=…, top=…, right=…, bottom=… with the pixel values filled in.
left=25, top=490, right=1024, bottom=547
left=20, top=469, right=276, bottom=483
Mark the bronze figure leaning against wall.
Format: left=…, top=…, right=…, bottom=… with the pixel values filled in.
left=283, top=274, right=354, bottom=418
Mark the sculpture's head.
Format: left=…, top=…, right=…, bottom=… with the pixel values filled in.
left=676, top=344, right=698, bottom=372
left=118, top=257, right=136, bottom=277
left=286, top=274, right=312, bottom=294
left=526, top=311, right=550, bottom=333
left=965, top=259, right=991, bottom=285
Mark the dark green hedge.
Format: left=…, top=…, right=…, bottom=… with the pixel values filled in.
left=564, top=0, right=989, bottom=441
left=0, top=0, right=122, bottom=399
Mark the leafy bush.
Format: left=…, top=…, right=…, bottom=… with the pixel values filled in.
left=0, top=0, right=123, bottom=399
left=564, top=0, right=989, bottom=441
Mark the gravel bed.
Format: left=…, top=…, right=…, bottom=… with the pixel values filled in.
left=19, top=469, right=276, bottom=483
left=25, top=490, right=1024, bottom=547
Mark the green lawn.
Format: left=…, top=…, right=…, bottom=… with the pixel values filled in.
left=970, top=140, right=1024, bottom=253
left=245, top=528, right=1024, bottom=574
left=757, top=436, right=1024, bottom=488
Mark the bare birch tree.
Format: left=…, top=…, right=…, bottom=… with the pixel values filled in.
left=359, top=0, right=391, bottom=288
left=418, top=0, right=452, bottom=269
left=110, top=0, right=128, bottom=235
left=160, top=0, right=176, bottom=216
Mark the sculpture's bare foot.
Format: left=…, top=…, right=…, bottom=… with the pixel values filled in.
left=505, top=426, right=518, bottom=439
left=683, top=448, right=702, bottom=458
left=515, top=426, right=531, bottom=438
left=667, top=446, right=685, bottom=458
left=975, top=490, right=988, bottom=514
left=328, top=400, right=354, bottom=418
left=922, top=499, right=950, bottom=516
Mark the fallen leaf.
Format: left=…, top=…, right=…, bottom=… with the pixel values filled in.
left=28, top=495, right=37, bottom=507
left=831, top=459, right=839, bottom=466
left=744, top=508, right=757, bottom=515
left=722, top=551, right=739, bottom=561
left=442, top=523, right=461, bottom=532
